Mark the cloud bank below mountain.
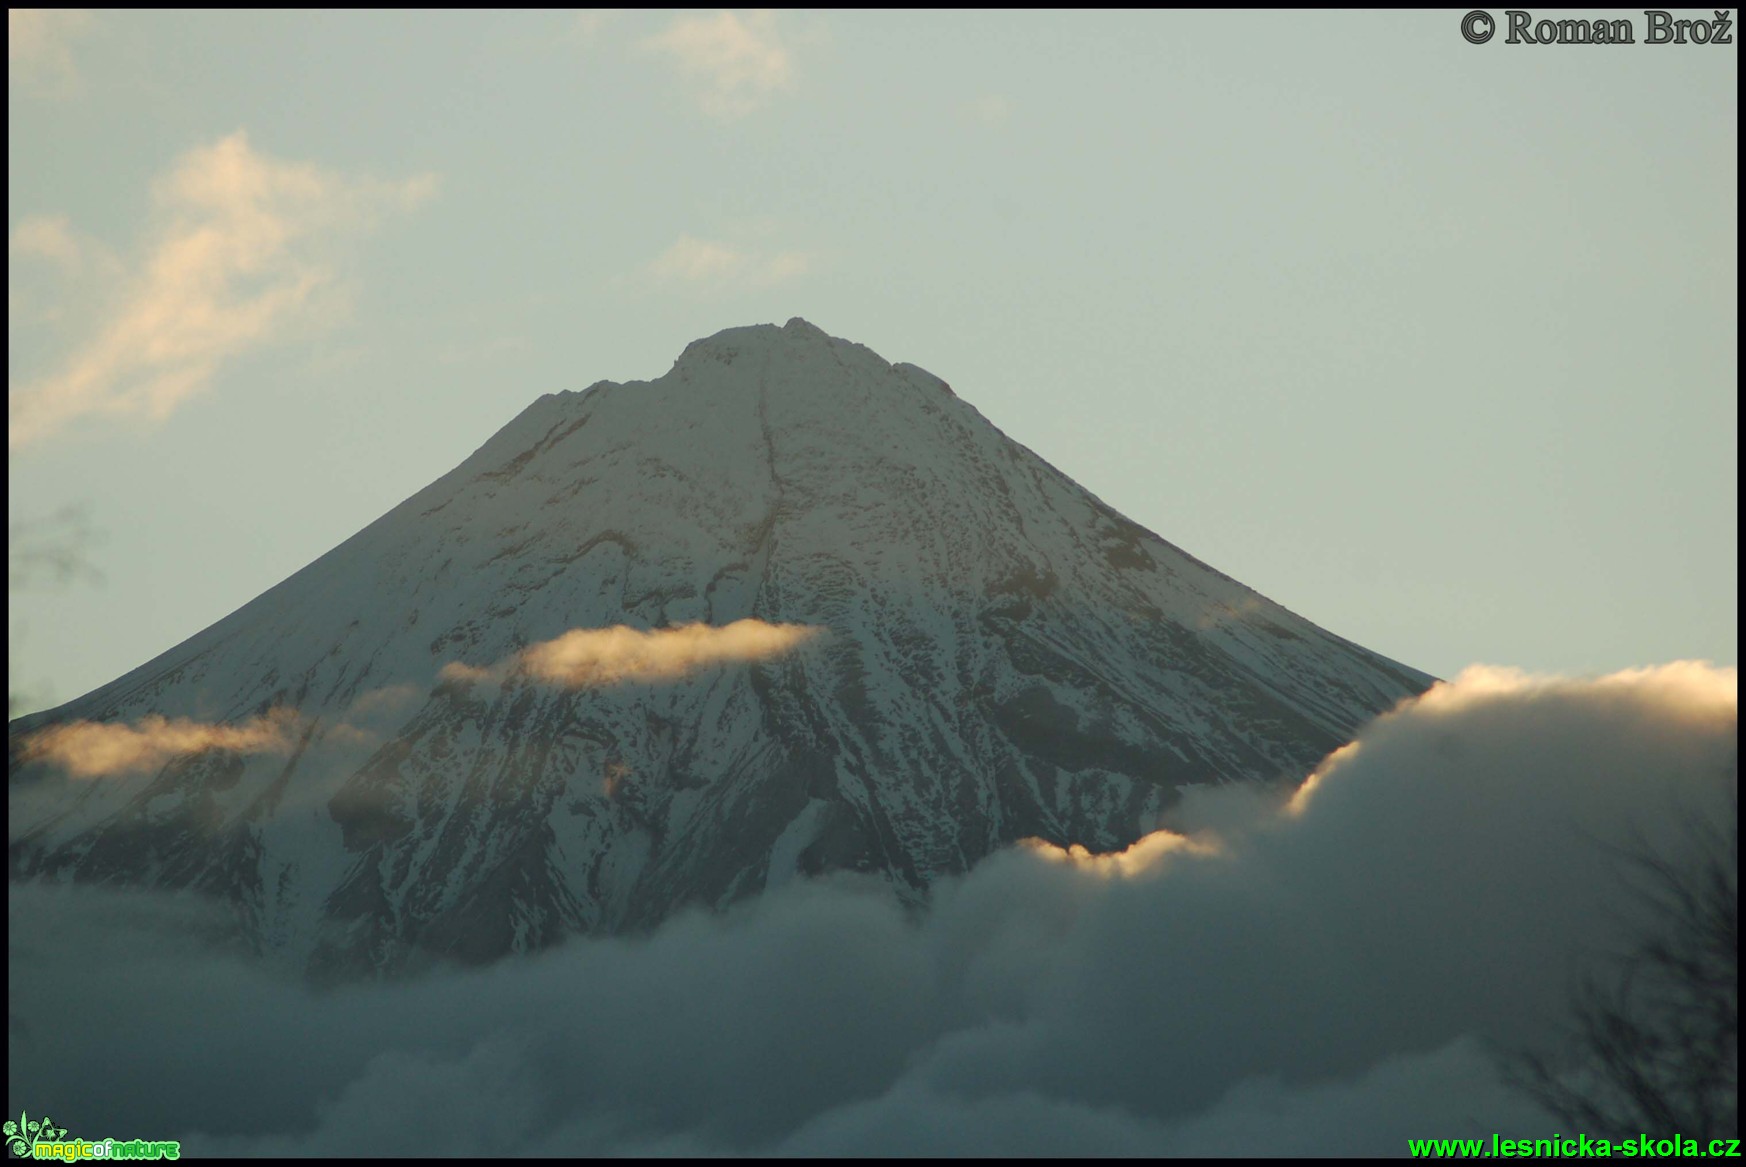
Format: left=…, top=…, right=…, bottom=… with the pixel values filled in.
left=8, top=661, right=1734, bottom=1154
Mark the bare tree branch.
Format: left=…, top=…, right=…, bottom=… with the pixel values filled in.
left=8, top=504, right=103, bottom=717
left=1503, top=790, right=1738, bottom=1138
left=8, top=504, right=103, bottom=591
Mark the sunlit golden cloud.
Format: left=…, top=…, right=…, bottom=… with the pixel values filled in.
left=1416, top=659, right=1737, bottom=714
left=1019, top=660, right=1739, bottom=868
left=19, top=707, right=301, bottom=779
left=442, top=619, right=825, bottom=689
left=1284, top=740, right=1362, bottom=818
left=8, top=132, right=437, bottom=449
left=1020, top=829, right=1218, bottom=879
left=1288, top=659, right=1736, bottom=816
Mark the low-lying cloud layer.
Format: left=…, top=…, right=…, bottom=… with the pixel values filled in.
left=14, top=707, right=299, bottom=778
left=8, top=662, right=1735, bottom=1154
left=441, top=619, right=823, bottom=688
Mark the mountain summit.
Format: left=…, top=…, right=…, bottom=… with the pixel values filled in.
left=9, top=319, right=1432, bottom=976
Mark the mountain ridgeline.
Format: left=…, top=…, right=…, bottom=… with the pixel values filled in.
left=8, top=319, right=1432, bottom=977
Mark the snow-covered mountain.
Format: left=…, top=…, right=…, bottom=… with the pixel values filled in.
left=9, top=319, right=1432, bottom=977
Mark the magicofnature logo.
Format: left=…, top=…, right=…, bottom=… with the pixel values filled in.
left=4, top=1111, right=180, bottom=1161
left=4, top=1114, right=67, bottom=1159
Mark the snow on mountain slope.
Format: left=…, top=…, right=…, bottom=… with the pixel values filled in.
left=8, top=318, right=1433, bottom=976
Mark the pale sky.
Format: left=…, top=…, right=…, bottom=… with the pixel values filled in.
left=7, top=9, right=1737, bottom=717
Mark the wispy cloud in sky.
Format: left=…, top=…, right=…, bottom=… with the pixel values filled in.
left=642, top=10, right=796, bottom=119
left=571, top=9, right=622, bottom=47
left=8, top=9, right=96, bottom=95
left=7, top=214, right=124, bottom=330
left=643, top=233, right=813, bottom=292
left=959, top=94, right=1012, bottom=126
left=7, top=132, right=437, bottom=450
left=9, top=215, right=91, bottom=269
